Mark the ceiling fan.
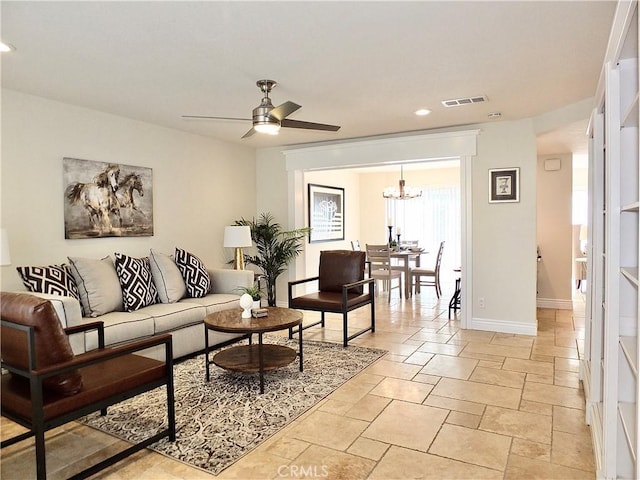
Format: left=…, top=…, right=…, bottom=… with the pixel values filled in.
left=182, top=79, right=341, bottom=139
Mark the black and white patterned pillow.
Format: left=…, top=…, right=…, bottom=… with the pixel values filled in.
left=114, top=253, right=159, bottom=311
left=16, top=264, right=82, bottom=304
left=174, top=247, right=211, bottom=298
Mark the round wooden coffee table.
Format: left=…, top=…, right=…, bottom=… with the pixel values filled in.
left=204, top=307, right=303, bottom=393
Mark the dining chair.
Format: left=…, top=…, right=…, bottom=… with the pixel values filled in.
left=411, top=241, right=445, bottom=297
left=365, top=244, right=403, bottom=302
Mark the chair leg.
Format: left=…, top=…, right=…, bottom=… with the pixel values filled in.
left=321, top=311, right=326, bottom=328
left=343, top=311, right=348, bottom=347
left=35, top=425, right=46, bottom=480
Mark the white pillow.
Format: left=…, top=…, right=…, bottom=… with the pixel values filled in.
left=68, top=256, right=123, bottom=317
left=149, top=249, right=186, bottom=303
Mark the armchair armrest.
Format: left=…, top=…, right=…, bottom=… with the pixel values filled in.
left=342, top=277, right=375, bottom=293
left=32, top=334, right=173, bottom=380
left=288, top=276, right=320, bottom=302
left=64, top=321, right=105, bottom=349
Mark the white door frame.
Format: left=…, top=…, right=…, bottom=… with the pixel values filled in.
left=283, top=130, right=479, bottom=329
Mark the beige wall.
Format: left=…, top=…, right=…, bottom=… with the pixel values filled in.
left=0, top=89, right=257, bottom=291
left=471, top=120, right=538, bottom=332
left=257, top=121, right=538, bottom=334
left=536, top=154, right=573, bottom=307
left=303, top=170, right=361, bottom=280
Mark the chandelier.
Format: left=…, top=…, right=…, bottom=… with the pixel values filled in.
left=382, top=165, right=422, bottom=199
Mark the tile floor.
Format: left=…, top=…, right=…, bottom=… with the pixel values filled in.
left=0, top=284, right=595, bottom=479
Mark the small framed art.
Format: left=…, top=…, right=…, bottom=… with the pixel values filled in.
left=308, top=183, right=345, bottom=243
left=489, top=168, right=519, bottom=203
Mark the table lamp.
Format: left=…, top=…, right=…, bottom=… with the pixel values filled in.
left=1, top=229, right=11, bottom=266
left=223, top=225, right=252, bottom=270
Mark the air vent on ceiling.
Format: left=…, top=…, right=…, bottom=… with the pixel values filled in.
left=441, top=95, right=488, bottom=107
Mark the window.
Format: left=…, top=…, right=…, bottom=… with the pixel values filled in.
left=387, top=185, right=461, bottom=275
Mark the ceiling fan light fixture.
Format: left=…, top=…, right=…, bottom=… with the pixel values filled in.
left=254, top=122, right=280, bottom=135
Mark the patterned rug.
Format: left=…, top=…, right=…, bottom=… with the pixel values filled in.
left=80, top=336, right=386, bottom=475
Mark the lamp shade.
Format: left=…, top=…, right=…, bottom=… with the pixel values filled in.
left=1, top=229, right=11, bottom=266
left=223, top=225, right=252, bottom=248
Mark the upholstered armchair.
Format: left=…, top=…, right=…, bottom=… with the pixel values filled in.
left=288, top=250, right=375, bottom=347
left=0, top=292, right=176, bottom=480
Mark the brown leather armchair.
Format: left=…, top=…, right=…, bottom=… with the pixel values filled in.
left=288, top=250, right=375, bottom=347
left=0, top=292, right=176, bottom=480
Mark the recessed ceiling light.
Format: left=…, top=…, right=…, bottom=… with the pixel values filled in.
left=0, top=42, right=16, bottom=53
left=415, top=109, right=431, bottom=116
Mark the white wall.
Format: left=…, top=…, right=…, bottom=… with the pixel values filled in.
left=0, top=89, right=256, bottom=291
left=536, top=154, right=573, bottom=308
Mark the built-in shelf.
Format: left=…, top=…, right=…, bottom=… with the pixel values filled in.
left=619, top=402, right=638, bottom=463
left=584, top=2, right=640, bottom=478
left=621, top=336, right=638, bottom=376
left=621, top=267, right=640, bottom=286
left=622, top=93, right=639, bottom=127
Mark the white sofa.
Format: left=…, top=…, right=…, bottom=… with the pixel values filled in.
left=17, top=256, right=254, bottom=361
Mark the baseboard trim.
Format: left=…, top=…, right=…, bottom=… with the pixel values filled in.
left=536, top=298, right=573, bottom=310
left=469, top=317, right=537, bottom=336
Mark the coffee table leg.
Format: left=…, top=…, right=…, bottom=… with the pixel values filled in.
left=204, top=324, right=210, bottom=382
left=258, top=332, right=265, bottom=394
left=298, top=321, right=303, bottom=372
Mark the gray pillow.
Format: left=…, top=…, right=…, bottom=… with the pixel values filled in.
left=149, top=249, right=186, bottom=303
left=68, top=256, right=123, bottom=317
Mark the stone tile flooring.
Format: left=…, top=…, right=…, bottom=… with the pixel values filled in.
left=0, top=287, right=594, bottom=479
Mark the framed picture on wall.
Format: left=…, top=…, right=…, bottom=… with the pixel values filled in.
left=63, top=157, right=154, bottom=238
left=489, top=167, right=520, bottom=203
left=308, top=184, right=345, bottom=243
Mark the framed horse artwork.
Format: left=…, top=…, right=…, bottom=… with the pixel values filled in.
left=63, top=157, right=154, bottom=239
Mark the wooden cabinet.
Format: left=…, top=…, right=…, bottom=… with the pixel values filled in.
left=583, top=1, right=640, bottom=478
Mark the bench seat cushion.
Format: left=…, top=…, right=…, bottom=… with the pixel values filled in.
left=180, top=293, right=240, bottom=315
left=84, top=311, right=154, bottom=351
left=142, top=302, right=205, bottom=334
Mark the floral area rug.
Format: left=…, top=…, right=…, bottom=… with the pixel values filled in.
left=80, top=335, right=386, bottom=475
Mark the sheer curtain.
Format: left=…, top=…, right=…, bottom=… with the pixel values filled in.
left=386, top=186, right=461, bottom=276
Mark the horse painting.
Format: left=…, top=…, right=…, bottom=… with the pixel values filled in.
left=63, top=158, right=153, bottom=239
left=116, top=173, right=146, bottom=225
left=65, top=164, right=120, bottom=234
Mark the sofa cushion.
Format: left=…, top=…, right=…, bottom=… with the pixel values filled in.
left=149, top=249, right=186, bottom=303
left=174, top=248, right=211, bottom=298
left=83, top=311, right=155, bottom=351
left=140, top=302, right=205, bottom=334
left=0, top=292, right=83, bottom=396
left=181, top=293, right=241, bottom=315
left=114, top=253, right=159, bottom=312
left=68, top=256, right=123, bottom=317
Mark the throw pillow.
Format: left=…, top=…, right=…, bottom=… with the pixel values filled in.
left=68, top=256, right=124, bottom=317
left=16, top=263, right=81, bottom=301
left=114, top=253, right=159, bottom=311
left=149, top=249, right=186, bottom=303
left=174, top=247, right=211, bottom=298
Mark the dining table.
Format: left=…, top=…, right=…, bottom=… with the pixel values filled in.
left=390, top=249, right=426, bottom=298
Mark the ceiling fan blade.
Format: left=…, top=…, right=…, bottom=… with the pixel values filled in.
left=281, top=119, right=341, bottom=132
left=241, top=127, right=256, bottom=139
left=269, top=101, right=301, bottom=121
left=182, top=115, right=251, bottom=121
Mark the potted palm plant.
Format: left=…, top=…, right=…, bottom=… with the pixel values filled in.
left=234, top=213, right=310, bottom=307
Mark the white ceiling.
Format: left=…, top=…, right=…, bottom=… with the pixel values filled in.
left=1, top=1, right=615, bottom=154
